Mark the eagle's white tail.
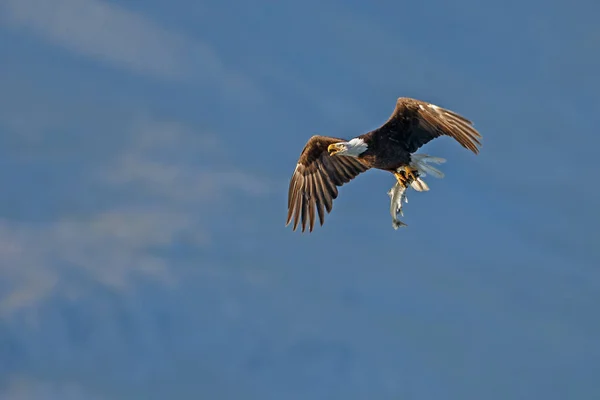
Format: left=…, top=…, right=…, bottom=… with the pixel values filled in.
left=408, top=154, right=446, bottom=192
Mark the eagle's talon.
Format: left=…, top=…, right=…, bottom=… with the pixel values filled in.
left=404, top=167, right=418, bottom=182
left=394, top=172, right=408, bottom=188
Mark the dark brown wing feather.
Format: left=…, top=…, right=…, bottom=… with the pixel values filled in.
left=286, top=135, right=370, bottom=232
left=390, top=97, right=482, bottom=154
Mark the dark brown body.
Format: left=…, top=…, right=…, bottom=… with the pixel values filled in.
left=356, top=120, right=413, bottom=172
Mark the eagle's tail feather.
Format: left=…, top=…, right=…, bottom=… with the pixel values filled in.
left=408, top=154, right=446, bottom=192
left=410, top=178, right=429, bottom=192
left=410, top=154, right=446, bottom=179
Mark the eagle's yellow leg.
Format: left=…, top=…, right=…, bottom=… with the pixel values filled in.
left=394, top=172, right=409, bottom=188
left=402, top=166, right=419, bottom=182
left=394, top=166, right=419, bottom=187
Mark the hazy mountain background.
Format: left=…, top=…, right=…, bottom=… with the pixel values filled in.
left=0, top=0, right=599, bottom=399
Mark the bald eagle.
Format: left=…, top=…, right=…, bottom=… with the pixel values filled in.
left=285, top=97, right=482, bottom=232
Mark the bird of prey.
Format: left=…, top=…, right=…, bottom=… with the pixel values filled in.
left=286, top=97, right=482, bottom=232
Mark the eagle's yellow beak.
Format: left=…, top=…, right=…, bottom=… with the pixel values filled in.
left=327, top=143, right=344, bottom=156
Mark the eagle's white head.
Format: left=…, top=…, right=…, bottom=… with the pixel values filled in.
left=327, top=138, right=368, bottom=157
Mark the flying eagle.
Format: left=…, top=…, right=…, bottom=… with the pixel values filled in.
left=285, top=97, right=482, bottom=232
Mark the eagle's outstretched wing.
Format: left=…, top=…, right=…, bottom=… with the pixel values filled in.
left=286, top=135, right=370, bottom=232
left=388, top=98, right=482, bottom=154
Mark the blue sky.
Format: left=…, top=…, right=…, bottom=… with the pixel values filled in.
left=0, top=0, right=599, bottom=398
